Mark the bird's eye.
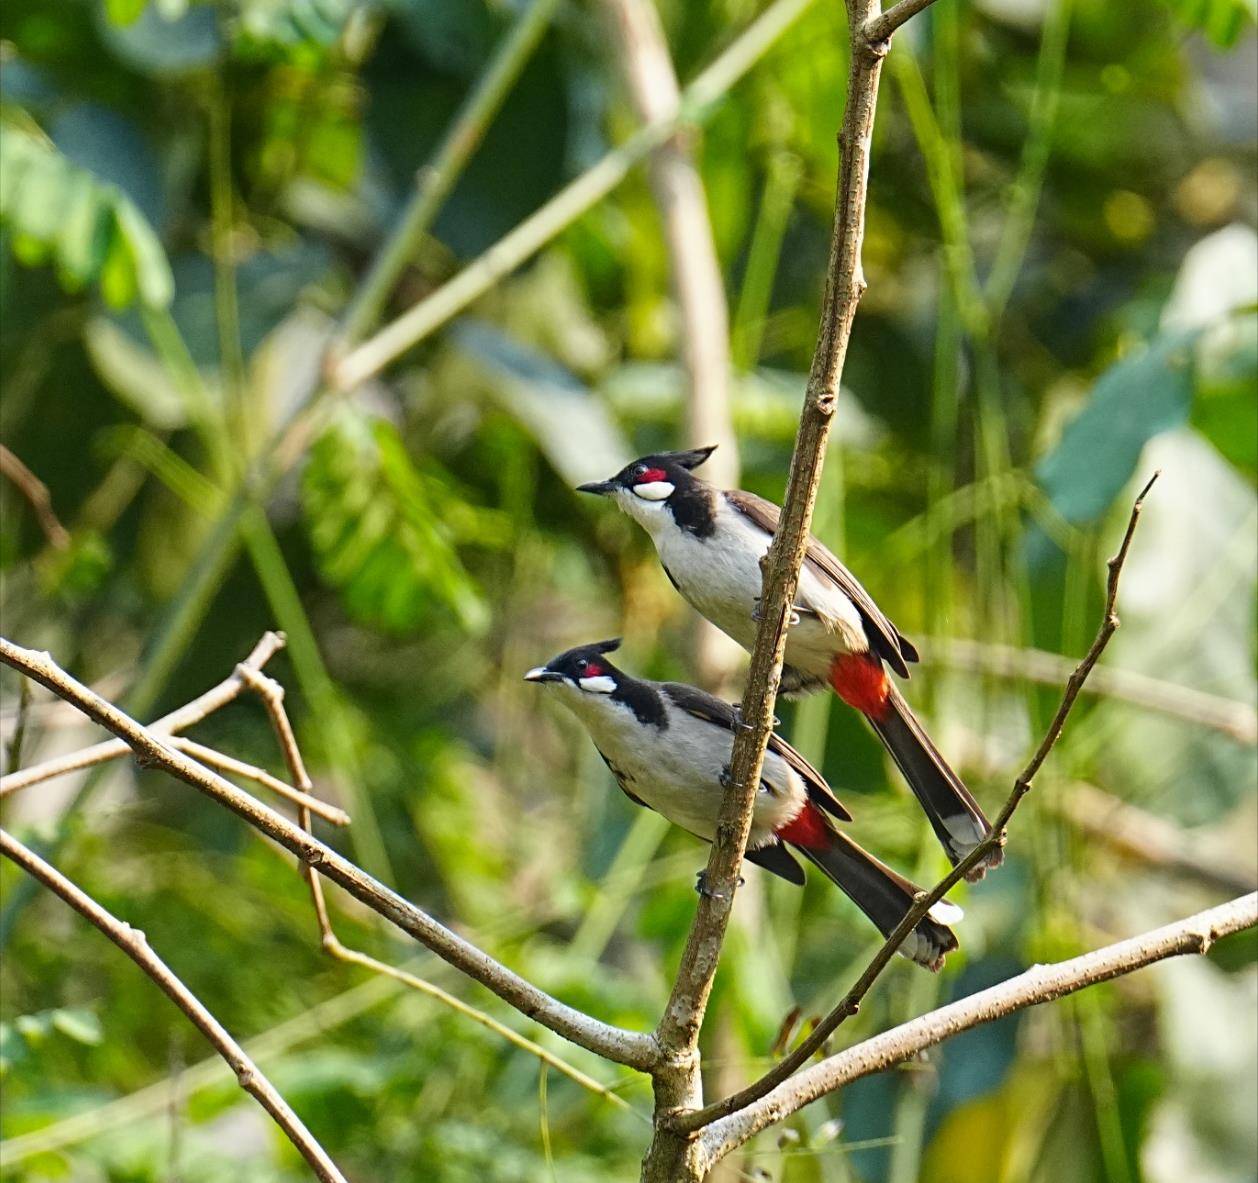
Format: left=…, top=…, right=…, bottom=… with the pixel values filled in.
left=633, top=464, right=647, bottom=476
left=576, top=658, right=587, bottom=670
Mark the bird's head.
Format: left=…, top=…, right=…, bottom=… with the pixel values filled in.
left=576, top=446, right=716, bottom=530
left=524, top=639, right=625, bottom=700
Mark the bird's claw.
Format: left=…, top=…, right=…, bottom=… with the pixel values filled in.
left=719, top=764, right=736, bottom=790
left=694, top=870, right=743, bottom=899
left=749, top=597, right=801, bottom=628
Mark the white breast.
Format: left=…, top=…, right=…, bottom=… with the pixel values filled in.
left=565, top=689, right=805, bottom=847
left=654, top=499, right=866, bottom=680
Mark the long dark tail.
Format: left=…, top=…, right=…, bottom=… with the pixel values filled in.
left=830, top=655, right=1002, bottom=882
left=779, top=805, right=961, bottom=971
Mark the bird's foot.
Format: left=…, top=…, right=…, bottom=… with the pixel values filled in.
left=749, top=597, right=801, bottom=627
left=695, top=869, right=744, bottom=899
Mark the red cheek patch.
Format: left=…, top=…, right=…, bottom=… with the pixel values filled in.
left=636, top=467, right=668, bottom=485
left=582, top=662, right=605, bottom=678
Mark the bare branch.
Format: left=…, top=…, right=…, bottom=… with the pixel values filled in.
left=864, top=0, right=939, bottom=42
left=167, top=737, right=350, bottom=827
left=677, top=473, right=1158, bottom=1133
left=0, top=444, right=70, bottom=550
left=0, top=827, right=348, bottom=1183
left=0, top=636, right=660, bottom=1072
left=638, top=4, right=921, bottom=1175
left=0, top=632, right=286, bottom=799
left=699, top=892, right=1258, bottom=1162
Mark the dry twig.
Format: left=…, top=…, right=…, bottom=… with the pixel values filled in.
left=698, top=892, right=1258, bottom=1164
left=0, top=827, right=347, bottom=1183
left=0, top=444, right=70, bottom=550
left=0, top=632, right=286, bottom=799
left=677, top=473, right=1159, bottom=1133
left=0, top=635, right=660, bottom=1072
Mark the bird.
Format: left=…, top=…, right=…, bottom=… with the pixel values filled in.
left=524, top=639, right=961, bottom=970
left=576, top=446, right=1001, bottom=881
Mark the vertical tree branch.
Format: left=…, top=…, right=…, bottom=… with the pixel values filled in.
left=0, top=828, right=348, bottom=1183
left=639, top=1, right=899, bottom=1177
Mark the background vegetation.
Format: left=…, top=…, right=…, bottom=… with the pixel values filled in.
left=1, top=0, right=1255, bottom=1180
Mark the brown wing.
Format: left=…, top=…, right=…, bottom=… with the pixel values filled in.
left=724, top=488, right=918, bottom=678
left=661, top=684, right=852, bottom=823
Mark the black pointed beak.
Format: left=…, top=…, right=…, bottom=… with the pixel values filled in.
left=524, top=667, right=564, bottom=684
left=577, top=480, right=615, bottom=497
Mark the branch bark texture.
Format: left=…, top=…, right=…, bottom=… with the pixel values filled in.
left=639, top=2, right=893, bottom=1176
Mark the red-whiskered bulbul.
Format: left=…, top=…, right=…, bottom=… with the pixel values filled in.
left=577, top=447, right=1001, bottom=882
left=525, top=639, right=961, bottom=970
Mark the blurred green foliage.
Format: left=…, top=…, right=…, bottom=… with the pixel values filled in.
left=1, top=1, right=1255, bottom=1181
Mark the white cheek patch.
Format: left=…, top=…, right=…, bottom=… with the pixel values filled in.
left=633, top=481, right=674, bottom=502
left=578, top=675, right=617, bottom=695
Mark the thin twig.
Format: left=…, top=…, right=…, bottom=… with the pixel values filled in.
left=0, top=636, right=660, bottom=1072
left=676, top=473, right=1159, bottom=1134
left=0, top=632, right=286, bottom=799
left=0, top=444, right=71, bottom=550
left=168, top=737, right=350, bottom=827
left=864, top=0, right=941, bottom=41
left=0, top=828, right=348, bottom=1183
left=237, top=663, right=641, bottom=1115
left=698, top=892, right=1258, bottom=1163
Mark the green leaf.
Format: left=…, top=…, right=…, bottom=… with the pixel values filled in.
left=112, top=194, right=173, bottom=308
left=104, top=0, right=150, bottom=25
left=302, top=409, right=507, bottom=635
left=0, top=119, right=173, bottom=310
left=49, top=1007, right=104, bottom=1046
left=1036, top=330, right=1198, bottom=526
left=82, top=316, right=193, bottom=428
left=56, top=171, right=111, bottom=289
left=1157, top=0, right=1256, bottom=47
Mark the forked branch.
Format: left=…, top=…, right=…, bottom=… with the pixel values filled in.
left=699, top=891, right=1258, bottom=1163
left=677, top=472, right=1159, bottom=1133
left=0, top=636, right=660, bottom=1073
